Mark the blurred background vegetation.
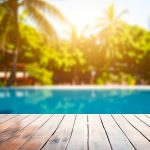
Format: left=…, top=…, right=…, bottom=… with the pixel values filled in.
left=0, top=1, right=150, bottom=86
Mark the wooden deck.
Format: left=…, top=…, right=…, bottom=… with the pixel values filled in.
left=0, top=115, right=150, bottom=150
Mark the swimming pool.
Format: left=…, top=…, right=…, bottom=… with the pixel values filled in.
left=0, top=87, right=150, bottom=114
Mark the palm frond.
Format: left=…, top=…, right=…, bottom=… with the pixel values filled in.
left=0, top=8, right=10, bottom=49
left=0, top=3, right=3, bottom=11
left=70, top=24, right=78, bottom=42
left=80, top=24, right=91, bottom=37
left=25, top=0, right=67, bottom=23
left=95, top=22, right=108, bottom=28
left=25, top=4, right=58, bottom=39
left=106, top=3, right=115, bottom=21
left=0, top=1, right=6, bottom=14
left=97, top=17, right=109, bottom=22
left=116, top=9, right=128, bottom=21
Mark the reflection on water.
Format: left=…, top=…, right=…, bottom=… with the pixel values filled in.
left=0, top=88, right=150, bottom=114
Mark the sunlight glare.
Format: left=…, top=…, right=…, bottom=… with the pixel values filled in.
left=49, top=0, right=105, bottom=36
left=65, top=0, right=99, bottom=34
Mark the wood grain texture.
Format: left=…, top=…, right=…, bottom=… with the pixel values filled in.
left=42, top=115, right=76, bottom=150
left=123, top=115, right=150, bottom=140
left=66, top=115, right=88, bottom=150
left=134, top=115, right=150, bottom=127
left=20, top=114, right=64, bottom=150
left=0, top=114, right=150, bottom=150
left=88, top=115, right=111, bottom=150
left=113, top=115, right=150, bottom=150
left=101, top=115, right=134, bottom=150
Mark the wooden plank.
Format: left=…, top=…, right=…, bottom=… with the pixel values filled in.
left=66, top=115, right=88, bottom=150
left=101, top=115, right=134, bottom=150
left=19, top=114, right=64, bottom=150
left=135, top=115, right=150, bottom=127
left=0, top=115, right=51, bottom=150
left=88, top=115, right=111, bottom=150
left=42, top=115, right=76, bottom=150
left=145, top=115, right=150, bottom=119
left=0, top=114, right=8, bottom=119
left=0, top=115, right=41, bottom=144
left=0, top=115, right=29, bottom=131
left=113, top=115, right=150, bottom=150
left=0, top=115, right=17, bottom=124
left=123, top=115, right=150, bottom=141
left=0, top=114, right=150, bottom=150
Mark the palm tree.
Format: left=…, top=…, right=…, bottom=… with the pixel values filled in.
left=94, top=3, right=128, bottom=72
left=96, top=3, right=128, bottom=59
left=0, top=0, right=66, bottom=86
left=68, top=24, right=90, bottom=84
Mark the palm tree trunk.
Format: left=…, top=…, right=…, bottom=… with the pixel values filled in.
left=6, top=49, right=18, bottom=86
left=6, top=0, right=19, bottom=86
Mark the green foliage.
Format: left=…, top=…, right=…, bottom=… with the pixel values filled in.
left=0, top=81, right=4, bottom=87
left=96, top=72, right=136, bottom=85
left=0, top=2, right=150, bottom=85
left=20, top=24, right=42, bottom=50
left=26, top=63, right=53, bottom=85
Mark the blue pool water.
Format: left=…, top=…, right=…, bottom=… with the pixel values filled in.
left=0, top=88, right=150, bottom=114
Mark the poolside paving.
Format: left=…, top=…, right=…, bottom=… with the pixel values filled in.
left=0, top=114, right=150, bottom=150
